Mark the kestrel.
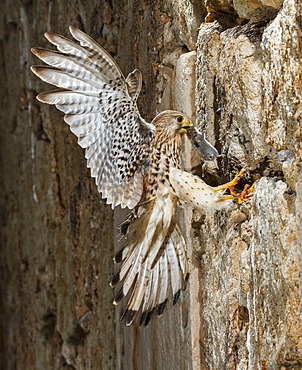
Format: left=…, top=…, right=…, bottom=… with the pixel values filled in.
left=31, top=26, right=252, bottom=326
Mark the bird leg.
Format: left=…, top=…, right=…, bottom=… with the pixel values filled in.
left=215, top=168, right=256, bottom=204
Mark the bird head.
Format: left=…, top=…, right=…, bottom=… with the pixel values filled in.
left=151, top=110, right=193, bottom=136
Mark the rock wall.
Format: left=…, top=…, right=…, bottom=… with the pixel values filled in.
left=0, top=0, right=301, bottom=369
left=193, top=1, right=302, bottom=368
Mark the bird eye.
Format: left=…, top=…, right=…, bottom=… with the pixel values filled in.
left=176, top=116, right=185, bottom=123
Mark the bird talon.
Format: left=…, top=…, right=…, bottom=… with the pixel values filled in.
left=246, top=181, right=256, bottom=194
left=217, top=194, right=238, bottom=202
left=216, top=169, right=257, bottom=204
left=236, top=182, right=257, bottom=204
left=215, top=168, right=246, bottom=192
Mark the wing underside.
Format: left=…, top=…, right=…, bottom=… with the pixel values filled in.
left=31, top=26, right=155, bottom=209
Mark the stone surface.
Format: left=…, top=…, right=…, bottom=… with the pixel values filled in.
left=205, top=0, right=237, bottom=14
left=233, top=0, right=282, bottom=20
left=195, top=0, right=302, bottom=368
left=206, top=0, right=284, bottom=21
left=161, top=0, right=206, bottom=51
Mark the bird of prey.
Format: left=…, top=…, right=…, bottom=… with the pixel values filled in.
left=31, top=26, right=252, bottom=326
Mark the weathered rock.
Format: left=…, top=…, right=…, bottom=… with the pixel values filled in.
left=195, top=0, right=302, bottom=368
left=206, top=0, right=283, bottom=21
left=233, top=0, right=282, bottom=21
left=161, top=0, right=206, bottom=51
left=206, top=0, right=237, bottom=15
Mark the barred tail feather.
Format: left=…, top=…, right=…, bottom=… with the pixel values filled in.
left=112, top=194, right=189, bottom=326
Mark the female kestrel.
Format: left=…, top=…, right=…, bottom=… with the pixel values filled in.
left=31, top=26, right=248, bottom=326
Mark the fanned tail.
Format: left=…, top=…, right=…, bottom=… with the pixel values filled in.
left=111, top=194, right=189, bottom=326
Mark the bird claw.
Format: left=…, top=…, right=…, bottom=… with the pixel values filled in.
left=215, top=169, right=257, bottom=204
left=215, top=168, right=246, bottom=192
left=230, top=182, right=256, bottom=204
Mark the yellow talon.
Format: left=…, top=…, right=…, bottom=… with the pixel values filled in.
left=217, top=194, right=239, bottom=202
left=216, top=169, right=257, bottom=204
left=236, top=184, right=254, bottom=204
left=215, top=168, right=246, bottom=192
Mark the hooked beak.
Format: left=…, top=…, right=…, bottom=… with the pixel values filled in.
left=182, top=120, right=194, bottom=128
left=178, top=120, right=194, bottom=134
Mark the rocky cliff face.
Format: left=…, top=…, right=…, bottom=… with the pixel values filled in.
left=0, top=0, right=301, bottom=369
left=192, top=1, right=302, bottom=368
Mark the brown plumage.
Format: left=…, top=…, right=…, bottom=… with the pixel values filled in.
left=31, top=26, right=235, bottom=326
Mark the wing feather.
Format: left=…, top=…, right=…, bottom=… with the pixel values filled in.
left=31, top=26, right=155, bottom=209
left=32, top=66, right=100, bottom=94
left=44, top=30, right=119, bottom=81
left=31, top=48, right=108, bottom=86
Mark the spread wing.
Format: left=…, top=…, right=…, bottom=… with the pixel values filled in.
left=31, top=26, right=155, bottom=209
